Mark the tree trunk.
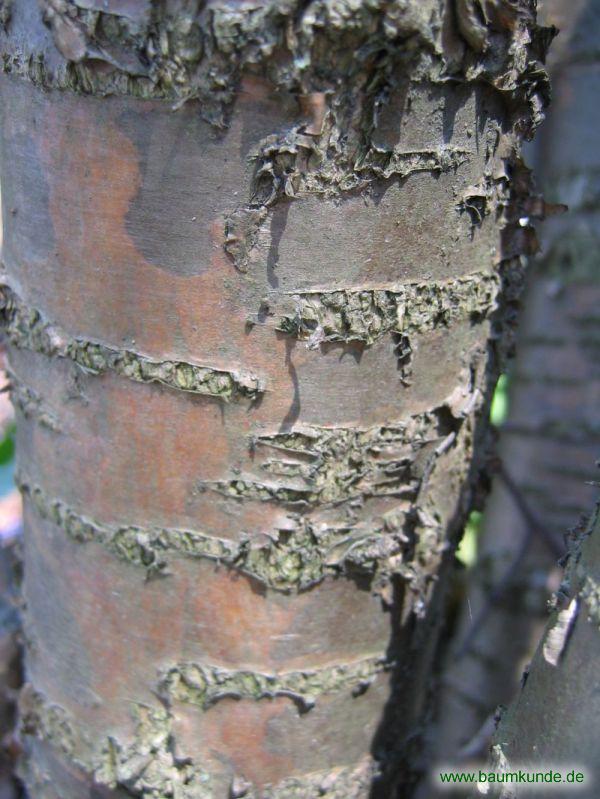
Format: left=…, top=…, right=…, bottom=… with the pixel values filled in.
left=0, top=2, right=550, bottom=797
left=490, top=499, right=600, bottom=798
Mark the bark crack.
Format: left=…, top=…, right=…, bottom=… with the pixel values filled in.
left=0, top=284, right=265, bottom=401
left=21, top=682, right=380, bottom=798
left=17, top=473, right=411, bottom=590
left=7, top=370, right=62, bottom=432
left=269, top=270, right=501, bottom=347
left=159, top=654, right=391, bottom=712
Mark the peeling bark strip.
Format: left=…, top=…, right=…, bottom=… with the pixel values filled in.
left=160, top=655, right=390, bottom=711
left=0, top=285, right=264, bottom=400
left=542, top=598, right=578, bottom=667
left=490, top=505, right=600, bottom=791
left=16, top=467, right=409, bottom=590
left=271, top=270, right=500, bottom=346
left=0, top=0, right=549, bottom=125
left=21, top=687, right=378, bottom=799
left=203, top=407, right=464, bottom=509
left=224, top=143, right=471, bottom=271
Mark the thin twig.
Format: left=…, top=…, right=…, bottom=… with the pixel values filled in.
left=454, top=520, right=532, bottom=661
left=454, top=459, right=563, bottom=661
left=496, top=461, right=563, bottom=558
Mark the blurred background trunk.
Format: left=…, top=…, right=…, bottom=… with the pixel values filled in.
left=431, top=0, right=600, bottom=774
left=491, top=498, right=600, bottom=798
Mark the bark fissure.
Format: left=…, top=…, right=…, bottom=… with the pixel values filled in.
left=224, top=138, right=471, bottom=272
left=21, top=684, right=380, bottom=798
left=16, top=457, right=428, bottom=593
left=21, top=689, right=216, bottom=799
left=0, top=284, right=265, bottom=400
left=268, top=270, right=500, bottom=347
left=202, top=408, right=465, bottom=510
left=7, top=371, right=61, bottom=432
left=159, top=655, right=391, bottom=712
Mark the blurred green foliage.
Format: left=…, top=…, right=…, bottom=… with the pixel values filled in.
left=456, top=373, right=510, bottom=567
left=490, top=373, right=510, bottom=427
left=0, top=423, right=14, bottom=467
left=456, top=510, right=482, bottom=568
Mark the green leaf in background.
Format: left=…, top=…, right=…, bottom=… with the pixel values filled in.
left=490, top=373, right=509, bottom=427
left=0, top=423, right=15, bottom=466
left=456, top=510, right=482, bottom=568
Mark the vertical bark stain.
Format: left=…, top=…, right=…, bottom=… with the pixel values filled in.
left=279, top=337, right=301, bottom=433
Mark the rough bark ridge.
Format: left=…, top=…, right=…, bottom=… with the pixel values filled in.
left=0, top=1, right=550, bottom=797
